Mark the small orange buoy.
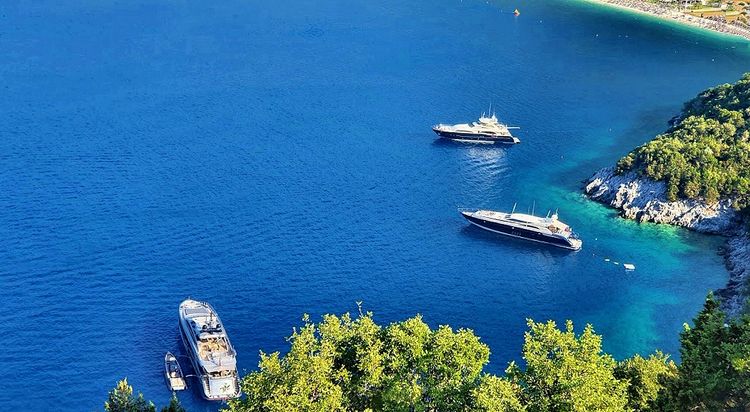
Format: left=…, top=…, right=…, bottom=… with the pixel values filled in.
left=514, top=8, right=520, bottom=16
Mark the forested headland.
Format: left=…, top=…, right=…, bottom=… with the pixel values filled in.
left=617, top=73, right=750, bottom=208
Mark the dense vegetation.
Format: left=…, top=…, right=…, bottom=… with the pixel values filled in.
left=108, top=296, right=750, bottom=411
left=616, top=73, right=750, bottom=206
left=104, top=378, right=186, bottom=412
left=227, top=311, right=636, bottom=412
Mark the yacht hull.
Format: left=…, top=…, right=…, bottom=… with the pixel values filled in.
left=433, top=128, right=519, bottom=144
left=462, top=212, right=580, bottom=250
left=178, top=321, right=209, bottom=398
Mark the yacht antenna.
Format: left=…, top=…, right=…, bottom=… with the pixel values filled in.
left=532, top=201, right=535, bottom=216
left=511, top=202, right=517, bottom=214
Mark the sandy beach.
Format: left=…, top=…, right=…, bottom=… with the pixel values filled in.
left=583, top=0, right=750, bottom=41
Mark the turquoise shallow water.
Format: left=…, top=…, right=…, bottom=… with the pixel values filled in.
left=1, top=0, right=749, bottom=410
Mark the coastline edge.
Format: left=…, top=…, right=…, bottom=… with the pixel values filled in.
left=584, top=166, right=749, bottom=316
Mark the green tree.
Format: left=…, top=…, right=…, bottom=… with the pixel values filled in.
left=230, top=314, right=346, bottom=412
left=377, top=314, right=432, bottom=411
left=105, top=308, right=750, bottom=412
left=319, top=311, right=385, bottom=411
left=507, top=320, right=629, bottom=412
left=469, top=375, right=525, bottom=412
left=666, top=294, right=750, bottom=411
left=615, top=73, right=750, bottom=208
left=379, top=318, right=490, bottom=411
left=104, top=378, right=156, bottom=412
left=614, top=352, right=677, bottom=411
left=225, top=310, right=491, bottom=412
left=160, top=394, right=187, bottom=412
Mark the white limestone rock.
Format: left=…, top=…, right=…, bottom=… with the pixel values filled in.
left=584, top=167, right=741, bottom=235
left=717, top=234, right=750, bottom=317
left=584, top=166, right=749, bottom=316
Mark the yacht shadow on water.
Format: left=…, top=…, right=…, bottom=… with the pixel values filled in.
left=431, top=138, right=516, bottom=149
left=459, top=225, right=574, bottom=257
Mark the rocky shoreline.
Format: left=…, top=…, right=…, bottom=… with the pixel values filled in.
left=583, top=0, right=750, bottom=41
left=585, top=167, right=749, bottom=316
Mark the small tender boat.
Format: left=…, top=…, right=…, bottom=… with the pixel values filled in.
left=164, top=352, right=187, bottom=391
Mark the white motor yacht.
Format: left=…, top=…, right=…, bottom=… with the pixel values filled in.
left=433, top=113, right=520, bottom=144
left=461, top=207, right=582, bottom=250
left=178, top=299, right=241, bottom=401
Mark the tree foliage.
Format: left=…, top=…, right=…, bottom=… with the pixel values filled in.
left=614, top=352, right=677, bottom=411
left=616, top=73, right=750, bottom=206
left=226, top=313, right=639, bottom=412
left=507, top=320, right=629, bottom=412
left=160, top=394, right=187, bottom=412
left=108, top=305, right=750, bottom=412
left=105, top=378, right=156, bottom=412
left=470, top=375, right=525, bottom=412
left=665, top=294, right=750, bottom=411
left=104, top=379, right=185, bottom=412
left=227, top=310, right=492, bottom=412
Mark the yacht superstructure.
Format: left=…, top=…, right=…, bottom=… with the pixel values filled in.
left=178, top=299, right=241, bottom=401
left=461, top=207, right=582, bottom=250
left=433, top=113, right=520, bottom=144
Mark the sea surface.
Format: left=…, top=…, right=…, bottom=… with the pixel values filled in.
left=2, top=0, right=750, bottom=410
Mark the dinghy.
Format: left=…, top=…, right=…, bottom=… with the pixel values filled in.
left=164, top=352, right=187, bottom=391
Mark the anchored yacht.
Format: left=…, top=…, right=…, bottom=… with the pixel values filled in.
left=461, top=207, right=582, bottom=250
left=178, top=299, right=241, bottom=401
left=433, top=113, right=520, bottom=144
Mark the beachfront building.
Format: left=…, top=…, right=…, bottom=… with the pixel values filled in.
left=678, top=0, right=706, bottom=7
left=671, top=0, right=748, bottom=24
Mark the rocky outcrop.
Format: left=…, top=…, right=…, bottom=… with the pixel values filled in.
left=585, top=167, right=741, bottom=235
left=717, top=234, right=750, bottom=316
left=585, top=166, right=747, bottom=316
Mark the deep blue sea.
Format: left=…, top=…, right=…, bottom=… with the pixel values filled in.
left=3, top=0, right=750, bottom=410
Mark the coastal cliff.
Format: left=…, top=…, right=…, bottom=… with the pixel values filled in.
left=585, top=167, right=741, bottom=234
left=719, top=233, right=750, bottom=315
left=585, top=167, right=748, bottom=315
